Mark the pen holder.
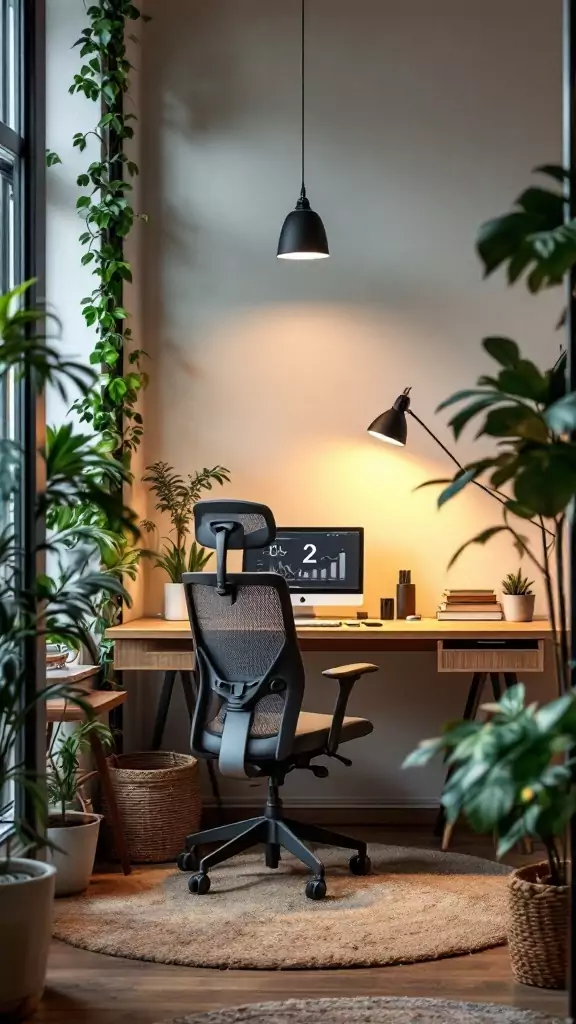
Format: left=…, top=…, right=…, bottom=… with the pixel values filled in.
left=396, top=584, right=415, bottom=619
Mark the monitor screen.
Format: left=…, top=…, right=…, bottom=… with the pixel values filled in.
left=243, top=528, right=363, bottom=594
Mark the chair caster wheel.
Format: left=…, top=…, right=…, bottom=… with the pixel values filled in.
left=188, top=872, right=211, bottom=895
left=349, top=853, right=371, bottom=876
left=305, top=876, right=327, bottom=900
left=177, top=848, right=199, bottom=872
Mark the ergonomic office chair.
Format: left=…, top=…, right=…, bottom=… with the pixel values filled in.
left=178, top=499, right=377, bottom=900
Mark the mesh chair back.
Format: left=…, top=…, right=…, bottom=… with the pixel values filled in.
left=182, top=501, right=305, bottom=776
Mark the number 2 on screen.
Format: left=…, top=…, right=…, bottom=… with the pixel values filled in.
left=303, top=544, right=317, bottom=564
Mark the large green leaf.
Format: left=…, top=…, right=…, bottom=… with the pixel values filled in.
left=496, top=361, right=549, bottom=402
left=448, top=396, right=502, bottom=440
left=465, top=764, right=516, bottom=831
left=482, top=336, right=520, bottom=368
left=437, top=468, right=478, bottom=508
left=514, top=452, right=576, bottom=517
left=478, top=405, right=548, bottom=443
left=436, top=389, right=501, bottom=413
left=496, top=683, right=526, bottom=717
left=545, top=392, right=576, bottom=434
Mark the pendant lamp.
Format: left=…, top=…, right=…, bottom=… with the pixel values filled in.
left=277, top=0, right=329, bottom=260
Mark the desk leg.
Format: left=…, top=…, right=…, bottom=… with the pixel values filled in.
left=90, top=731, right=131, bottom=876
left=504, top=672, right=518, bottom=689
left=180, top=670, right=223, bottom=814
left=490, top=673, right=503, bottom=701
left=151, top=671, right=177, bottom=750
left=434, top=672, right=487, bottom=842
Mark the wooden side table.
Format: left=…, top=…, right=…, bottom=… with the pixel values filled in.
left=46, top=675, right=131, bottom=876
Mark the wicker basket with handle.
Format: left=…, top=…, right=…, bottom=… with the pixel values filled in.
left=102, top=752, right=202, bottom=863
left=508, top=861, right=568, bottom=989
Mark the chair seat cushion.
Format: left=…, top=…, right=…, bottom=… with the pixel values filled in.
left=200, top=710, right=373, bottom=761
left=293, top=711, right=373, bottom=753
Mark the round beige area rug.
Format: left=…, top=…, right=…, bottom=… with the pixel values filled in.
left=53, top=844, right=511, bottom=970
left=156, top=998, right=564, bottom=1024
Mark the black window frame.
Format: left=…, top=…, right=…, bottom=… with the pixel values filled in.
left=0, top=0, right=46, bottom=843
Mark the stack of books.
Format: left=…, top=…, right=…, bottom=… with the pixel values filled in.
left=437, top=589, right=503, bottom=621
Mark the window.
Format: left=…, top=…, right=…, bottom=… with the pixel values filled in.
left=0, top=0, right=33, bottom=843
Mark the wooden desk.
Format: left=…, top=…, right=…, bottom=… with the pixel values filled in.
left=107, top=616, right=551, bottom=668
left=106, top=617, right=552, bottom=829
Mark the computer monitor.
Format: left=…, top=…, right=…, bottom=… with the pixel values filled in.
left=242, top=527, right=364, bottom=609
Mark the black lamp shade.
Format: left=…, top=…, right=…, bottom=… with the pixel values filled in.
left=277, top=197, right=329, bottom=260
left=367, top=391, right=411, bottom=446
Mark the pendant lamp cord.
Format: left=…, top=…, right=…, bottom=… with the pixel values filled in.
left=300, top=0, right=306, bottom=199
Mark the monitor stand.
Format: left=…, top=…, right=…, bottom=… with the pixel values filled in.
left=292, top=607, right=340, bottom=621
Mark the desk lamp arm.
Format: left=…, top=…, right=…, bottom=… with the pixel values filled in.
left=406, top=408, right=509, bottom=511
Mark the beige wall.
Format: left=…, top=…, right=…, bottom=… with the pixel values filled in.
left=141, top=1, right=562, bottom=807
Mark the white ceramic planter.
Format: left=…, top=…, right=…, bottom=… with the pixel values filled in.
left=164, top=581, right=188, bottom=621
left=0, top=858, right=56, bottom=1020
left=501, top=593, right=535, bottom=622
left=47, top=810, right=101, bottom=897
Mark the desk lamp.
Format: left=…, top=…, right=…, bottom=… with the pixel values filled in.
left=367, top=387, right=507, bottom=508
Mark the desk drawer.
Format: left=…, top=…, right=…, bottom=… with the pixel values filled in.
left=437, top=639, right=544, bottom=674
left=114, top=639, right=194, bottom=672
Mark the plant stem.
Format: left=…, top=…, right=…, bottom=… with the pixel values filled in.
left=543, top=838, right=562, bottom=885
left=555, top=516, right=570, bottom=695
left=540, top=518, right=564, bottom=695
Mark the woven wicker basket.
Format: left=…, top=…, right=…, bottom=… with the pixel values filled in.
left=102, top=752, right=201, bottom=863
left=508, top=861, right=568, bottom=989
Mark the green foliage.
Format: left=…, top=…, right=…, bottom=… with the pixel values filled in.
left=142, top=462, right=230, bottom=582
left=49, top=0, right=149, bottom=460
left=476, top=165, right=576, bottom=295
left=47, top=718, right=114, bottom=822
left=502, top=569, right=534, bottom=596
left=0, top=282, right=134, bottom=853
left=404, top=685, right=576, bottom=884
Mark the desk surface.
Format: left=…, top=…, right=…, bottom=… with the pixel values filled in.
left=107, top=616, right=552, bottom=641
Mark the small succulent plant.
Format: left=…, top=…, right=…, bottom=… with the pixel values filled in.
left=502, top=568, right=534, bottom=596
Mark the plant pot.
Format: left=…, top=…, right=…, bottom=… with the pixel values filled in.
left=47, top=810, right=101, bottom=897
left=508, top=862, right=568, bottom=989
left=0, top=858, right=56, bottom=1020
left=501, top=593, right=535, bottom=622
left=164, top=582, right=188, bottom=621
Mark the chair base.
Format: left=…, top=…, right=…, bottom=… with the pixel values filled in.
left=178, top=782, right=370, bottom=899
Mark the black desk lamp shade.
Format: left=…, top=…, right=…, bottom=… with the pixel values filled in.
left=367, top=389, right=411, bottom=446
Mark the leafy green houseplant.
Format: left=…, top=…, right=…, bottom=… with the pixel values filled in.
left=405, top=684, right=575, bottom=885
left=0, top=281, right=134, bottom=1012
left=142, top=461, right=230, bottom=619
left=47, top=719, right=114, bottom=897
left=406, top=164, right=576, bottom=989
left=501, top=569, right=535, bottom=623
left=405, top=684, right=574, bottom=989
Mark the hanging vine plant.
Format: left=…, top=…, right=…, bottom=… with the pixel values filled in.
left=68, top=0, right=149, bottom=463
left=45, top=2, right=149, bottom=679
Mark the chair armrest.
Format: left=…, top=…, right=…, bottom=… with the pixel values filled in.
left=321, top=663, right=378, bottom=755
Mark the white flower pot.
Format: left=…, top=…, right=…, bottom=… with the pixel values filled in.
left=501, top=593, right=535, bottom=622
left=164, top=582, right=188, bottom=621
left=0, top=858, right=56, bottom=1020
left=47, top=810, right=101, bottom=897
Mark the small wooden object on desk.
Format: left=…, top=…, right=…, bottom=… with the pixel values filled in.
left=45, top=665, right=131, bottom=876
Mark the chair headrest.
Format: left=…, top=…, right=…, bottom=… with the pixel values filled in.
left=194, top=500, right=276, bottom=550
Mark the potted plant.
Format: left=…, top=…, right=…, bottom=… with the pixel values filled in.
left=405, top=682, right=576, bottom=988
left=142, top=461, right=230, bottom=619
left=0, top=282, right=133, bottom=1019
left=501, top=569, right=535, bottom=622
left=404, top=163, right=576, bottom=989
left=47, top=719, right=114, bottom=896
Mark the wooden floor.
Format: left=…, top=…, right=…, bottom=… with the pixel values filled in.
left=38, top=827, right=568, bottom=1024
